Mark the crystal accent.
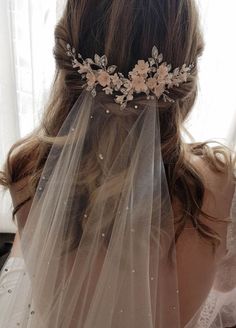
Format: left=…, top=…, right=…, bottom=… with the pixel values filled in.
left=91, top=89, right=97, bottom=97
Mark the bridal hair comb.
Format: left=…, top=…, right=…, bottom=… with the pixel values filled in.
left=66, top=44, right=194, bottom=110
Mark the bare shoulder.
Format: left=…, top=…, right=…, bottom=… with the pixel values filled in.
left=187, top=149, right=235, bottom=220
left=175, top=148, right=235, bottom=324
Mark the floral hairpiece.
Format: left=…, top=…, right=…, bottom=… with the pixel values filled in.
left=66, top=44, right=194, bottom=110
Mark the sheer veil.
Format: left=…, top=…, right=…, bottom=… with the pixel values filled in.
left=1, top=81, right=236, bottom=328
left=0, top=91, right=182, bottom=327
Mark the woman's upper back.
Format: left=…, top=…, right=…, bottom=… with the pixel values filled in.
left=8, top=148, right=235, bottom=326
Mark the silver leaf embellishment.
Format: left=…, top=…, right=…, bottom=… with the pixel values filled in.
left=100, top=55, right=108, bottom=67
left=94, top=54, right=101, bottom=65
left=173, top=68, right=180, bottom=75
left=107, top=65, right=117, bottom=74
left=152, top=46, right=158, bottom=60
left=158, top=53, right=163, bottom=63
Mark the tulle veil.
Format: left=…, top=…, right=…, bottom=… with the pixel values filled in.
left=1, top=84, right=236, bottom=328
left=0, top=90, right=183, bottom=327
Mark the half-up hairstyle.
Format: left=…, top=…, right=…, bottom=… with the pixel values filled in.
left=0, top=0, right=235, bottom=250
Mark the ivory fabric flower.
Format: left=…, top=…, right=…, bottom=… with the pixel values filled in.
left=154, top=84, right=166, bottom=98
left=133, top=60, right=150, bottom=76
left=156, top=63, right=169, bottom=83
left=86, top=72, right=96, bottom=86
left=103, top=87, right=113, bottom=95
left=147, top=77, right=157, bottom=90
left=131, top=75, right=148, bottom=93
left=97, top=71, right=111, bottom=87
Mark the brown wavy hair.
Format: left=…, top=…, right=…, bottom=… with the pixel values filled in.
left=0, top=0, right=235, bottom=250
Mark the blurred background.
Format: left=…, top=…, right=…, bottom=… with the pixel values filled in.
left=0, top=0, right=236, bottom=234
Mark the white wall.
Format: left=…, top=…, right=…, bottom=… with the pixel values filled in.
left=187, top=0, right=236, bottom=145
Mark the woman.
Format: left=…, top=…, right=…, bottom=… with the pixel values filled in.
left=0, top=0, right=235, bottom=327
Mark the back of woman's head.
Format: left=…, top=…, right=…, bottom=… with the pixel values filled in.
left=56, top=0, right=203, bottom=114
left=2, top=0, right=233, bottom=250
left=50, top=0, right=203, bottom=165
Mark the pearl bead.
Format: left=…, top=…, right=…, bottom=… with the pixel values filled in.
left=99, top=153, right=104, bottom=160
